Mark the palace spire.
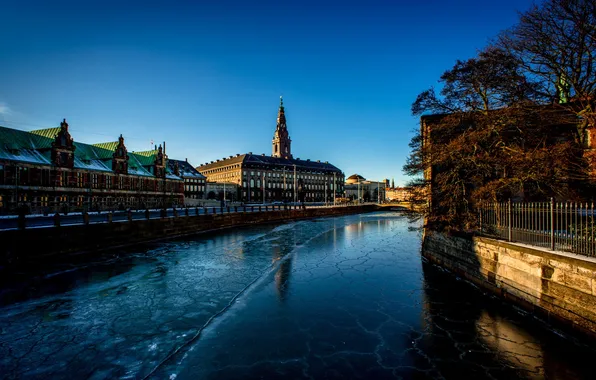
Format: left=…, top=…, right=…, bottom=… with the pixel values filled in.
left=272, top=96, right=292, bottom=159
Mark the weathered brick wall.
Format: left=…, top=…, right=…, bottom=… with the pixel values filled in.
left=1, top=205, right=378, bottom=265
left=422, top=231, right=596, bottom=337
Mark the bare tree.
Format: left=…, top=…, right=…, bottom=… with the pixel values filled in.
left=499, top=0, right=596, bottom=143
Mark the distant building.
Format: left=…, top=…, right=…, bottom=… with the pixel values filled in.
left=344, top=174, right=385, bottom=202
left=385, top=187, right=413, bottom=202
left=167, top=158, right=206, bottom=202
left=197, top=97, right=344, bottom=203
left=0, top=119, right=184, bottom=214
left=205, top=182, right=240, bottom=201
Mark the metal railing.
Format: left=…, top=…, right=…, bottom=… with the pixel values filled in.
left=479, top=199, right=595, bottom=257
left=0, top=203, right=377, bottom=231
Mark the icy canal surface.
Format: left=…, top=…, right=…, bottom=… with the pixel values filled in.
left=1, top=212, right=594, bottom=379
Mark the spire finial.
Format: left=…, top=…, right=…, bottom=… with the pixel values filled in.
left=280, top=95, right=283, bottom=107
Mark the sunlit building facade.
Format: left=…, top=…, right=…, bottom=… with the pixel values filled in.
left=197, top=98, right=345, bottom=203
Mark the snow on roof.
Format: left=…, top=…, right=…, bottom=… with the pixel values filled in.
left=168, top=159, right=206, bottom=179
left=0, top=125, right=179, bottom=180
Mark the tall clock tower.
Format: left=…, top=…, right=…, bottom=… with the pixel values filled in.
left=272, top=96, right=292, bottom=159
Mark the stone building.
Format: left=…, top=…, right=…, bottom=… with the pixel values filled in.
left=167, top=158, right=206, bottom=202
left=197, top=98, right=344, bottom=203
left=205, top=182, right=240, bottom=201
left=344, top=174, right=385, bottom=202
left=385, top=178, right=414, bottom=202
left=0, top=119, right=184, bottom=214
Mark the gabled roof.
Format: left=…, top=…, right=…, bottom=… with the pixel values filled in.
left=28, top=127, right=61, bottom=149
left=92, top=141, right=118, bottom=152
left=168, top=159, right=206, bottom=179
left=0, top=126, right=157, bottom=176
left=131, top=149, right=158, bottom=166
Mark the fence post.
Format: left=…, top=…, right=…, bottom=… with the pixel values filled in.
left=550, top=197, right=555, bottom=251
left=508, top=199, right=512, bottom=242
left=479, top=205, right=482, bottom=234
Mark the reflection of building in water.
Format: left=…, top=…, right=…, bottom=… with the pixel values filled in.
left=271, top=239, right=292, bottom=302
left=275, top=258, right=292, bottom=302
left=476, top=311, right=543, bottom=374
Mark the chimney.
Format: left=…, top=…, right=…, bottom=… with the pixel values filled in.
left=186, top=158, right=188, bottom=162
left=163, top=141, right=166, bottom=155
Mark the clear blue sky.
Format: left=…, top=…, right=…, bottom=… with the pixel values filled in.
left=0, top=0, right=535, bottom=186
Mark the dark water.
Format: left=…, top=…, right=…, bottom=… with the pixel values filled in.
left=0, top=212, right=594, bottom=379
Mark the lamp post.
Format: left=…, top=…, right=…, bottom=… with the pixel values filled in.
left=293, top=164, right=297, bottom=204
left=325, top=176, right=328, bottom=206
left=333, top=172, right=336, bottom=206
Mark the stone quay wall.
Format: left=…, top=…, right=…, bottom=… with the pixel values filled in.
left=1, top=205, right=378, bottom=265
left=422, top=231, right=596, bottom=338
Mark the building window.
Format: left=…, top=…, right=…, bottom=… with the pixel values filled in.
left=0, top=164, right=4, bottom=185
left=106, top=175, right=112, bottom=188
left=60, top=172, right=68, bottom=187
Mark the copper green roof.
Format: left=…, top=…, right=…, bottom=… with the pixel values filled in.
left=0, top=125, right=180, bottom=179
left=28, top=127, right=61, bottom=148
left=131, top=150, right=157, bottom=166
left=92, top=141, right=118, bottom=151
left=0, top=126, right=53, bottom=164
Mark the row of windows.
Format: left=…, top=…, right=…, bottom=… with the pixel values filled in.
left=243, top=170, right=342, bottom=181
left=185, top=178, right=205, bottom=184
left=241, top=180, right=343, bottom=190
left=0, top=164, right=183, bottom=193
left=185, top=185, right=205, bottom=192
left=241, top=191, right=337, bottom=200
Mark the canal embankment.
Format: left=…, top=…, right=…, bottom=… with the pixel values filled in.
left=0, top=204, right=379, bottom=265
left=422, top=230, right=596, bottom=338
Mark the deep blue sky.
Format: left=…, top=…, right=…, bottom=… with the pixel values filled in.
left=0, top=0, right=535, bottom=185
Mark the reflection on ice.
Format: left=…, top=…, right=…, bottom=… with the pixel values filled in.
left=0, top=212, right=593, bottom=379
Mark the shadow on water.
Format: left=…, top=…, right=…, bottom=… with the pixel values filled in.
left=416, top=259, right=596, bottom=379
left=0, top=223, right=282, bottom=308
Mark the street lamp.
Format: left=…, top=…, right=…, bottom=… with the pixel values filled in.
left=333, top=172, right=336, bottom=206
left=293, top=164, right=297, bottom=204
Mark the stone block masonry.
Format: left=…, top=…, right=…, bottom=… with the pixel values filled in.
left=422, top=231, right=596, bottom=338
left=0, top=205, right=378, bottom=266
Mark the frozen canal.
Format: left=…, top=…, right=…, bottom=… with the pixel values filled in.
left=0, top=211, right=594, bottom=379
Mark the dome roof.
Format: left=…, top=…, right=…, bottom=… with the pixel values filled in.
left=346, top=174, right=366, bottom=184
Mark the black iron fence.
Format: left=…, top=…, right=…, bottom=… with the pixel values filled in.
left=479, top=199, right=595, bottom=257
